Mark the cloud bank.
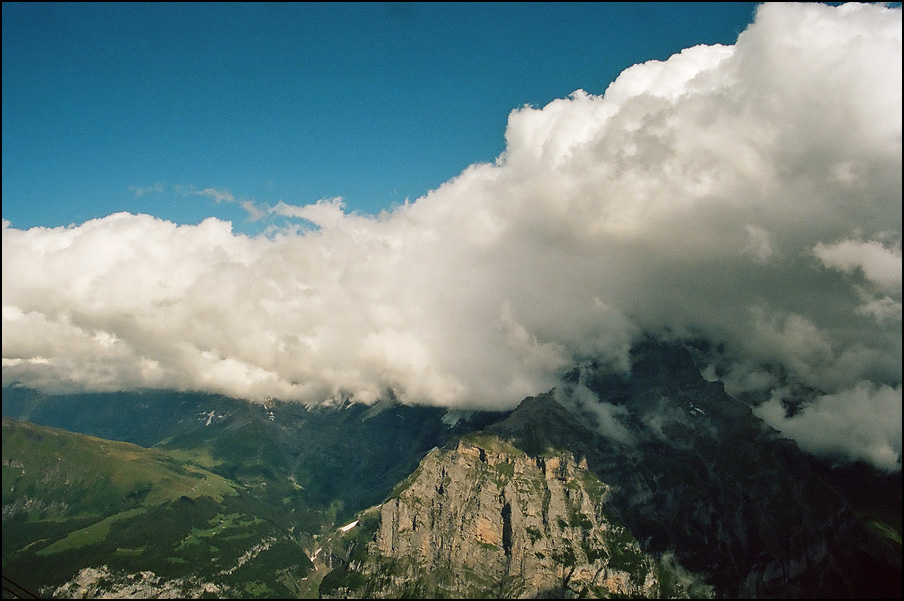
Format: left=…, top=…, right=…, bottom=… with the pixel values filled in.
left=3, top=3, right=901, bottom=469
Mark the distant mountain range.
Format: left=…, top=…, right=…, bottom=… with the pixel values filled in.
left=2, top=342, right=900, bottom=598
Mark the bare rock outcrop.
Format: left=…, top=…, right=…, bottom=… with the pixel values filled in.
left=321, top=435, right=665, bottom=598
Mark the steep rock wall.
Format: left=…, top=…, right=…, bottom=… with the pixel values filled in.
left=322, top=436, right=667, bottom=598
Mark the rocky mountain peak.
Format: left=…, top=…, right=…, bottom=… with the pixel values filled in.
left=318, top=340, right=901, bottom=598
left=320, top=434, right=678, bottom=599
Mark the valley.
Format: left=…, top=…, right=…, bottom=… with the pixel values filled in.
left=2, top=342, right=900, bottom=598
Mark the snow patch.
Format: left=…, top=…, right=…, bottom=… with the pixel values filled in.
left=338, top=520, right=359, bottom=533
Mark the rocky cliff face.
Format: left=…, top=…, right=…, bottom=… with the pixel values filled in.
left=489, top=342, right=902, bottom=599
left=318, top=342, right=901, bottom=599
left=320, top=435, right=698, bottom=599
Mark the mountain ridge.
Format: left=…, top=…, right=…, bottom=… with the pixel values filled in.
left=319, top=433, right=704, bottom=599
left=317, top=342, right=901, bottom=598
left=2, top=340, right=901, bottom=598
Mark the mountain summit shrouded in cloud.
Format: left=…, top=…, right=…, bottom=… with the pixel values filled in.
left=2, top=3, right=901, bottom=470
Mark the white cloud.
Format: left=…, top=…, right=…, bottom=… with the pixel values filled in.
left=813, top=238, right=902, bottom=325
left=129, top=183, right=165, bottom=197
left=240, top=200, right=266, bottom=222
left=755, top=382, right=903, bottom=472
left=742, top=224, right=777, bottom=263
left=855, top=294, right=902, bottom=324
left=813, top=238, right=902, bottom=293
left=194, top=187, right=236, bottom=204
left=271, top=197, right=350, bottom=230
left=2, top=3, right=901, bottom=468
left=555, top=383, right=635, bottom=445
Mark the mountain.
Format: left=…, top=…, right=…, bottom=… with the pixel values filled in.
left=1, top=388, right=506, bottom=521
left=318, top=434, right=701, bottom=599
left=1, top=390, right=506, bottom=598
left=485, top=342, right=902, bottom=598
left=2, top=417, right=311, bottom=598
left=317, top=341, right=901, bottom=599
left=2, top=341, right=901, bottom=598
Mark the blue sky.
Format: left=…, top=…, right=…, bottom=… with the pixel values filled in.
left=3, top=2, right=762, bottom=233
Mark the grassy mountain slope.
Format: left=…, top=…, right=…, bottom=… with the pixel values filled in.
left=2, top=417, right=312, bottom=598
left=1, top=392, right=508, bottom=598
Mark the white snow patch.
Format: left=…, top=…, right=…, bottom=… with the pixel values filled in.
left=338, top=520, right=359, bottom=533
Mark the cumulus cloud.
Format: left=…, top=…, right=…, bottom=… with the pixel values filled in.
left=756, top=383, right=903, bottom=472
left=2, top=3, right=901, bottom=468
left=814, top=238, right=902, bottom=293
left=813, top=237, right=903, bottom=324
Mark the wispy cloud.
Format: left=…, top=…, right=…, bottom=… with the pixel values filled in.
left=193, top=187, right=236, bottom=204
left=185, top=186, right=268, bottom=223
left=129, top=183, right=165, bottom=197
left=241, top=200, right=266, bottom=222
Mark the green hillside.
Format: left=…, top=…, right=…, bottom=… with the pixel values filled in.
left=1, top=390, right=506, bottom=598
left=2, top=417, right=313, bottom=598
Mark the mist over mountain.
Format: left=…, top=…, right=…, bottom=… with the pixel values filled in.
left=4, top=341, right=899, bottom=598
left=2, top=1, right=901, bottom=476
